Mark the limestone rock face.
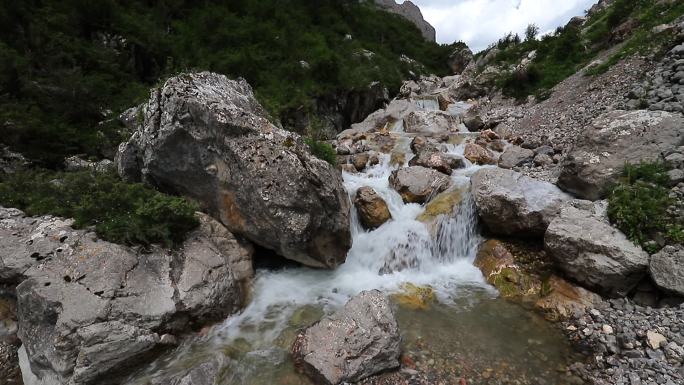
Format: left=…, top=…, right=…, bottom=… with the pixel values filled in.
left=650, top=245, right=684, bottom=296
left=116, top=72, right=351, bottom=268
left=544, top=200, right=649, bottom=297
left=470, top=168, right=571, bottom=237
left=354, top=187, right=392, bottom=229
left=404, top=110, right=460, bottom=134
left=374, top=0, right=436, bottom=42
left=448, top=45, right=474, bottom=75
left=389, top=166, right=451, bottom=204
left=557, top=110, right=684, bottom=200
left=0, top=208, right=251, bottom=385
left=291, top=290, right=401, bottom=385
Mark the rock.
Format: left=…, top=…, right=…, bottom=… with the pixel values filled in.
left=447, top=45, right=474, bottom=74
left=498, top=146, right=534, bottom=169
left=1, top=207, right=251, bottom=385
left=408, top=148, right=465, bottom=175
left=409, top=136, right=428, bottom=154
left=354, top=187, right=392, bottom=230
left=352, top=152, right=371, bottom=171
left=474, top=240, right=536, bottom=298
left=557, top=110, right=684, bottom=200
left=646, top=331, right=667, bottom=350
left=534, top=276, right=603, bottom=321
left=64, top=156, right=115, bottom=173
left=291, top=290, right=401, bottom=385
left=463, top=143, right=496, bottom=165
left=389, top=166, right=451, bottom=204
left=116, top=72, right=351, bottom=269
left=471, top=168, right=571, bottom=237
left=463, top=115, right=484, bottom=132
left=650, top=245, right=684, bottom=296
left=534, top=153, right=554, bottom=167
left=0, top=341, right=21, bottom=385
left=147, top=357, right=224, bottom=385
left=404, top=110, right=459, bottom=134
left=0, top=146, right=29, bottom=174
left=374, top=0, right=436, bottom=42
left=416, top=188, right=465, bottom=223
left=545, top=200, right=649, bottom=297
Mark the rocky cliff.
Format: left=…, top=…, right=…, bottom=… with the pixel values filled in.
left=374, top=0, right=436, bottom=42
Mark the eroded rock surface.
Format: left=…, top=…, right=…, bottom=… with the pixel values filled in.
left=471, top=168, right=570, bottom=237
left=650, top=245, right=684, bottom=297
left=116, top=72, right=351, bottom=268
left=354, top=187, right=392, bottom=230
left=389, top=166, right=451, bottom=204
left=557, top=110, right=684, bottom=200
left=291, top=290, right=401, bottom=385
left=545, top=200, right=649, bottom=297
left=0, top=207, right=251, bottom=385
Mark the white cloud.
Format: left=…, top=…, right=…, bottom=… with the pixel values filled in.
left=407, top=0, right=598, bottom=51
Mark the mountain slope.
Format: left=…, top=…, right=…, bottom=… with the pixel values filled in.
left=0, top=0, right=452, bottom=166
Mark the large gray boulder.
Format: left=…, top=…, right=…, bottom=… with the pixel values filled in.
left=389, top=166, right=451, bottom=204
left=498, top=146, right=534, bottom=169
left=403, top=110, right=460, bottom=134
left=116, top=72, right=351, bottom=269
left=471, top=168, right=571, bottom=237
left=557, top=110, right=684, bottom=200
left=291, top=290, right=401, bottom=385
left=650, top=245, right=684, bottom=297
left=545, top=200, right=649, bottom=297
left=0, top=208, right=252, bottom=385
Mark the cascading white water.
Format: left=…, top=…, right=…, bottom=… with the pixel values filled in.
left=126, top=131, right=498, bottom=385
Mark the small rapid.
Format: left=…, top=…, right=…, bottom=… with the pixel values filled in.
left=126, top=128, right=578, bottom=385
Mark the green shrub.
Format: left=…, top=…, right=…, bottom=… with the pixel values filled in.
left=304, top=138, right=337, bottom=166
left=0, top=170, right=199, bottom=247
left=607, top=162, right=681, bottom=250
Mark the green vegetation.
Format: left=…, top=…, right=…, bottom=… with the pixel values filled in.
left=305, top=138, right=337, bottom=166
left=485, top=0, right=684, bottom=99
left=0, top=170, right=200, bottom=247
left=0, top=0, right=453, bottom=167
left=607, top=162, right=683, bottom=253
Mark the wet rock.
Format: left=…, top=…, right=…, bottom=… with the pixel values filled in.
left=535, top=276, right=602, bottom=321
left=474, top=240, right=537, bottom=298
left=389, top=166, right=451, bottom=204
left=352, top=152, right=371, bottom=171
left=557, top=110, right=684, bottom=200
left=463, top=143, right=496, bottom=165
left=354, top=187, right=392, bottom=230
left=404, top=111, right=460, bottom=134
left=416, top=188, right=465, bottom=223
left=408, top=149, right=465, bottom=175
left=471, top=168, right=571, bottom=237
left=1, top=207, right=251, bottom=385
left=498, top=146, right=534, bottom=169
left=291, top=290, right=401, bottom=385
left=545, top=200, right=649, bottom=297
left=650, top=245, right=684, bottom=296
left=148, top=357, right=224, bottom=385
left=409, top=136, right=428, bottom=154
left=116, top=72, right=351, bottom=269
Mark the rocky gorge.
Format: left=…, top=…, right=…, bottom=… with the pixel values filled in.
left=0, top=1, right=683, bottom=385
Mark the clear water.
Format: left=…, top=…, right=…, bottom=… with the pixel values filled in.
left=125, top=131, right=579, bottom=385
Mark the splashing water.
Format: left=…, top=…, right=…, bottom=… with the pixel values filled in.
left=125, top=133, right=578, bottom=385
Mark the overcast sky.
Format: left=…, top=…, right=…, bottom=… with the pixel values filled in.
left=409, top=0, right=598, bottom=51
